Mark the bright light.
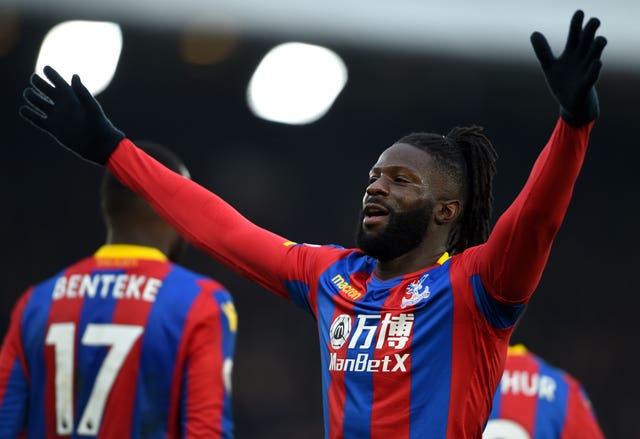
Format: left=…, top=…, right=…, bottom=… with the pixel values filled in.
left=36, top=21, right=122, bottom=95
left=247, top=42, right=347, bottom=125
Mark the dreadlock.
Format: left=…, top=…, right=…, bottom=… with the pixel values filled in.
left=445, top=126, right=497, bottom=253
left=396, top=126, right=497, bottom=255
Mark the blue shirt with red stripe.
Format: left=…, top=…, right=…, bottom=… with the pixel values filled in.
left=0, top=245, right=237, bottom=438
left=485, top=345, right=605, bottom=439
left=103, top=118, right=595, bottom=438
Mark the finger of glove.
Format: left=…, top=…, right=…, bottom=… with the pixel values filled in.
left=577, top=17, right=601, bottom=56
left=42, top=65, right=71, bottom=93
left=19, top=105, right=49, bottom=131
left=585, top=35, right=607, bottom=64
left=580, top=60, right=603, bottom=90
left=564, top=10, right=584, bottom=53
left=530, top=32, right=554, bottom=70
left=23, top=87, right=54, bottom=116
left=30, top=73, right=58, bottom=101
left=71, top=74, right=101, bottom=113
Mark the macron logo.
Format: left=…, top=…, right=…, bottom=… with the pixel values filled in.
left=331, top=274, right=363, bottom=300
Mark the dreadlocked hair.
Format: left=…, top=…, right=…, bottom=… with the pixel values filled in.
left=396, top=125, right=497, bottom=255
left=445, top=126, right=497, bottom=254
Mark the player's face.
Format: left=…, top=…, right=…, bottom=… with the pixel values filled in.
left=356, top=143, right=437, bottom=261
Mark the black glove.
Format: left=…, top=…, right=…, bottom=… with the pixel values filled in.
left=19, top=65, right=125, bottom=165
left=531, top=10, right=607, bottom=126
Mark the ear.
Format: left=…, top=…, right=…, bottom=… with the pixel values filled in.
left=434, top=199, right=461, bottom=225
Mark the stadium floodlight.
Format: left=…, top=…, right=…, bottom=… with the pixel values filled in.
left=247, top=42, right=348, bottom=125
left=35, top=21, right=123, bottom=96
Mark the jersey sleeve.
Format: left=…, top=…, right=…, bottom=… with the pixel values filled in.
left=107, top=140, right=342, bottom=303
left=560, top=377, right=606, bottom=439
left=0, top=289, right=32, bottom=438
left=458, top=118, right=594, bottom=308
left=177, top=284, right=232, bottom=439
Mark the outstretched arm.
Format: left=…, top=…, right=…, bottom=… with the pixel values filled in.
left=108, top=139, right=301, bottom=295
left=19, top=69, right=337, bottom=299
left=463, top=10, right=606, bottom=304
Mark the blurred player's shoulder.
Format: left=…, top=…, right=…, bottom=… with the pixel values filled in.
left=507, top=345, right=571, bottom=378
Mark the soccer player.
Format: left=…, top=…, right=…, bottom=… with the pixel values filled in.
left=0, top=143, right=237, bottom=438
left=17, top=10, right=606, bottom=439
left=484, top=344, right=605, bottom=439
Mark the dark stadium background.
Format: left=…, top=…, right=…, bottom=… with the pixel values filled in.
left=1, top=9, right=638, bottom=438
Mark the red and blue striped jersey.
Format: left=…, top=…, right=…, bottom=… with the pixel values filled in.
left=0, top=244, right=237, bottom=438
left=105, top=118, right=594, bottom=438
left=485, top=345, right=605, bottom=439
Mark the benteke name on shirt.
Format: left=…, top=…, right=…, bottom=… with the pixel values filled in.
left=52, top=273, right=163, bottom=302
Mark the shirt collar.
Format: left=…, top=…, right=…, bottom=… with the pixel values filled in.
left=436, top=251, right=451, bottom=265
left=507, top=344, right=528, bottom=356
left=94, top=244, right=168, bottom=261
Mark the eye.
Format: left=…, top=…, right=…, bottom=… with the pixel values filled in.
left=394, top=176, right=411, bottom=183
left=368, top=175, right=378, bottom=184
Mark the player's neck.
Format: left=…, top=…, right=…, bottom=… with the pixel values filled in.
left=105, top=229, right=170, bottom=257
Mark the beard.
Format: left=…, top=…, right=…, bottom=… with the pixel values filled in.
left=356, top=199, right=433, bottom=262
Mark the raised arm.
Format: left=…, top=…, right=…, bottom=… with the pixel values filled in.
left=18, top=69, right=341, bottom=299
left=107, top=139, right=300, bottom=295
left=462, top=10, right=607, bottom=304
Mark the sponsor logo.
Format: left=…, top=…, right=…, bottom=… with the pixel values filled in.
left=329, top=352, right=409, bottom=372
left=331, top=274, right=363, bottom=300
left=329, top=314, right=352, bottom=349
left=500, top=370, right=557, bottom=402
left=401, top=273, right=431, bottom=308
left=328, top=312, right=414, bottom=373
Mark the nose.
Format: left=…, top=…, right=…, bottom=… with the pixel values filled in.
left=366, top=176, right=389, bottom=197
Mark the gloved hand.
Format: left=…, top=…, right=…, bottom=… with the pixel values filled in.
left=531, top=10, right=607, bottom=126
left=19, top=65, right=125, bottom=165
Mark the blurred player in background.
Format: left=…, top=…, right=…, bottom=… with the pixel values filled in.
left=484, top=344, right=605, bottom=439
left=0, top=142, right=237, bottom=438
left=17, top=10, right=606, bottom=439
